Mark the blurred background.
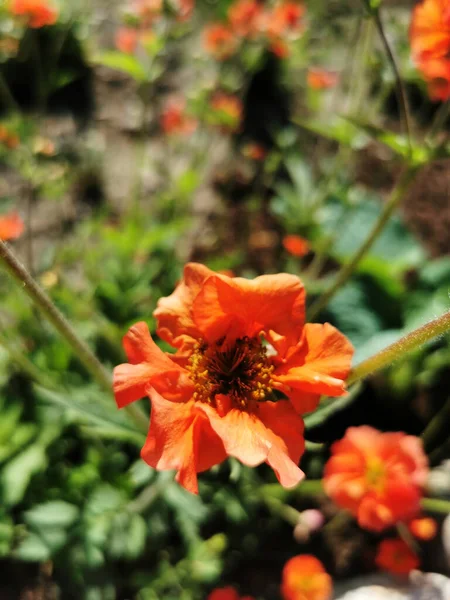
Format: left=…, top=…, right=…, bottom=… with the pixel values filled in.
left=0, top=0, right=449, bottom=598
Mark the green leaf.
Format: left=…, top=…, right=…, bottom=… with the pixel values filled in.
left=24, top=501, right=79, bottom=529
left=93, top=51, right=148, bottom=82
left=1, top=444, right=47, bottom=507
left=14, top=532, right=51, bottom=562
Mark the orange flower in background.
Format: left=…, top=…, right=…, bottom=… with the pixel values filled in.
left=115, top=27, right=140, bottom=54
left=307, top=69, right=339, bottom=90
left=160, top=99, right=197, bottom=135
left=208, top=587, right=254, bottom=600
left=114, top=263, right=353, bottom=493
left=408, top=517, right=437, bottom=541
left=281, top=555, right=332, bottom=600
left=0, top=211, right=24, bottom=241
left=203, top=23, right=237, bottom=60
left=172, top=0, right=194, bottom=21
left=375, top=538, right=420, bottom=576
left=410, top=0, right=450, bottom=100
left=283, top=234, right=309, bottom=257
left=209, top=93, right=243, bottom=132
left=9, top=0, right=57, bottom=28
left=266, top=1, right=305, bottom=38
left=323, top=426, right=428, bottom=532
left=0, top=125, right=19, bottom=149
left=133, top=0, right=163, bottom=25
left=228, top=0, right=263, bottom=38
left=242, top=142, right=267, bottom=161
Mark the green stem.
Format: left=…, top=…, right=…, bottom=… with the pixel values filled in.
left=0, top=239, right=148, bottom=433
left=307, top=166, right=418, bottom=321
left=421, top=396, right=450, bottom=451
left=421, top=497, right=450, bottom=514
left=347, top=310, right=450, bottom=386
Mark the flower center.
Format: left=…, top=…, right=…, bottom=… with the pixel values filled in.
left=187, top=336, right=274, bottom=408
left=365, top=458, right=386, bottom=492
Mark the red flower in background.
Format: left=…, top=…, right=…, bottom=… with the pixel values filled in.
left=172, top=0, right=194, bottom=21
left=283, top=234, right=309, bottom=257
left=265, top=1, right=304, bottom=38
left=160, top=99, right=197, bottom=135
left=203, top=23, right=237, bottom=60
left=408, top=517, right=437, bottom=540
left=281, top=555, right=332, bottom=600
left=114, top=263, right=352, bottom=493
left=228, top=0, right=263, bottom=38
left=307, top=69, right=339, bottom=90
left=209, top=93, right=243, bottom=132
left=115, top=27, right=140, bottom=54
left=323, top=426, right=428, bottom=532
left=410, top=0, right=450, bottom=100
left=0, top=125, right=20, bottom=149
left=0, top=211, right=24, bottom=241
left=375, top=538, right=420, bottom=576
left=9, top=0, right=57, bottom=28
left=133, top=0, right=163, bottom=25
left=208, top=587, right=254, bottom=600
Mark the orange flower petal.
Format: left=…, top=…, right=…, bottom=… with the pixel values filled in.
left=283, top=234, right=310, bottom=257
left=207, top=587, right=240, bottom=600
left=141, top=390, right=227, bottom=494
left=113, top=322, right=191, bottom=408
left=201, top=398, right=305, bottom=488
left=154, top=263, right=214, bottom=349
left=409, top=517, right=437, bottom=541
left=375, top=538, right=420, bottom=576
left=192, top=272, right=305, bottom=345
left=274, top=322, right=353, bottom=399
left=0, top=211, right=24, bottom=241
left=281, top=555, right=333, bottom=600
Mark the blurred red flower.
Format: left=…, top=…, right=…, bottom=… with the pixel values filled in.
left=172, top=0, right=194, bottom=21
left=410, top=0, right=450, bottom=100
left=265, top=1, right=304, bottom=38
left=9, top=0, right=57, bottom=28
left=208, top=587, right=254, bottom=600
left=160, top=99, right=197, bottom=135
left=114, top=264, right=352, bottom=493
left=0, top=211, right=24, bottom=241
left=115, top=27, right=140, bottom=54
left=307, top=68, right=339, bottom=90
left=0, top=125, right=20, bottom=149
left=133, top=0, right=163, bottom=25
left=242, top=142, right=267, bottom=160
left=209, top=93, right=243, bottom=132
left=283, top=234, right=309, bottom=257
left=323, top=426, right=428, bottom=532
left=228, top=0, right=263, bottom=38
left=281, top=555, right=332, bottom=600
left=408, top=517, right=437, bottom=541
left=203, top=23, right=237, bottom=60
left=375, top=538, right=420, bottom=576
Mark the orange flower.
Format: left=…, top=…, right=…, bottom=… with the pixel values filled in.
left=307, top=69, right=339, bottom=90
left=172, top=0, right=194, bottom=22
left=9, top=0, right=57, bottom=28
left=133, top=0, right=163, bottom=25
left=208, top=587, right=254, bottom=600
left=228, top=0, right=264, bottom=38
left=410, top=0, right=450, bottom=100
left=242, top=142, right=267, bottom=160
left=323, top=427, right=428, bottom=532
left=209, top=93, right=243, bottom=132
left=283, top=235, right=309, bottom=257
left=408, top=517, right=437, bottom=541
left=375, top=538, right=420, bottom=576
left=114, top=263, right=352, bottom=493
left=0, top=211, right=24, bottom=241
left=160, top=99, right=197, bottom=135
left=203, top=23, right=237, bottom=60
left=265, top=1, right=305, bottom=39
left=115, top=27, right=140, bottom=54
left=0, top=125, right=19, bottom=149
left=281, top=555, right=332, bottom=600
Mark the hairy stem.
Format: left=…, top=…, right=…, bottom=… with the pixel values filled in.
left=308, top=166, right=418, bottom=320
left=0, top=239, right=148, bottom=432
left=347, top=310, right=450, bottom=386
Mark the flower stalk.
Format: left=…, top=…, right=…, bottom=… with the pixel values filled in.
left=0, top=239, right=148, bottom=433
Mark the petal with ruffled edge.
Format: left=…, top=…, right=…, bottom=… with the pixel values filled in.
left=113, top=322, right=192, bottom=408
left=141, top=389, right=227, bottom=494
left=201, top=398, right=305, bottom=488
left=192, top=272, right=305, bottom=346
left=274, top=323, right=353, bottom=402
left=154, top=263, right=215, bottom=349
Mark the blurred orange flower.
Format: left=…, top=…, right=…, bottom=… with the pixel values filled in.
left=9, top=0, right=57, bottom=28
left=208, top=587, right=254, bottom=600
left=266, top=1, right=304, bottom=38
left=375, top=538, right=420, bottom=576
left=172, top=0, right=194, bottom=21
left=281, top=555, right=332, bottom=600
left=114, top=263, right=352, bottom=493
left=160, top=99, right=197, bottom=135
left=0, top=211, right=24, bottom=241
left=203, top=23, right=237, bottom=60
left=115, top=27, right=140, bottom=54
left=133, top=0, right=163, bottom=25
left=210, top=93, right=243, bottom=132
left=242, top=142, right=267, bottom=160
left=0, top=125, right=20, bottom=149
left=228, top=0, right=263, bottom=38
left=307, top=68, right=339, bottom=90
left=408, top=517, right=437, bottom=540
left=323, top=426, right=428, bottom=532
left=410, top=0, right=450, bottom=100
left=283, top=234, right=309, bottom=257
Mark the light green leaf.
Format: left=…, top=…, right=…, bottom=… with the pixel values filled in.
left=24, top=501, right=79, bottom=530
left=93, top=51, right=147, bottom=82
